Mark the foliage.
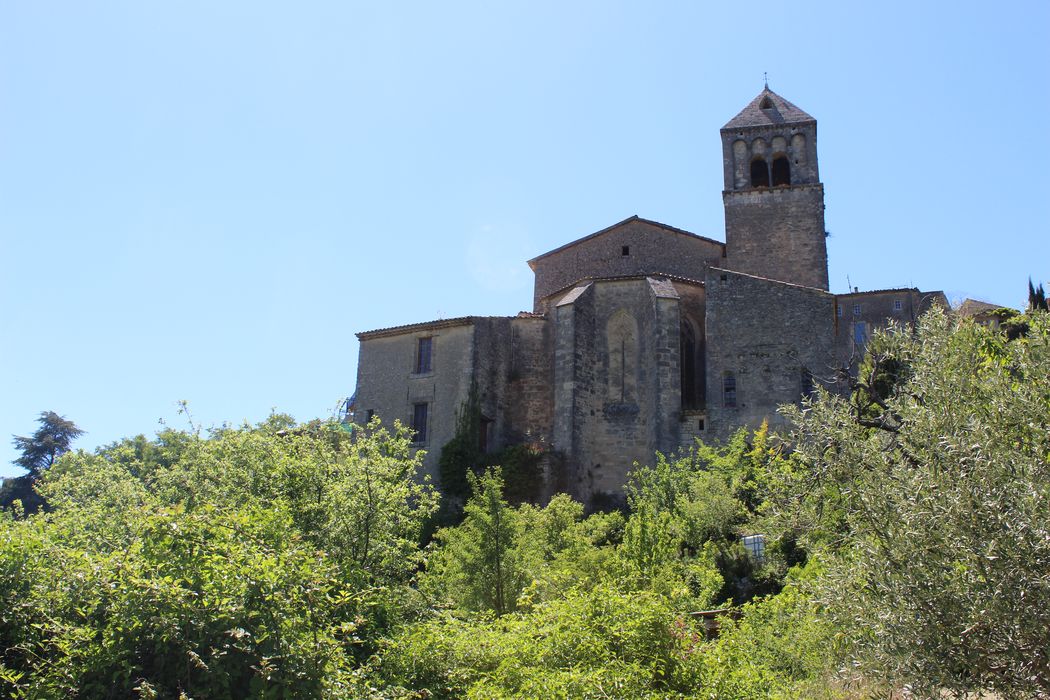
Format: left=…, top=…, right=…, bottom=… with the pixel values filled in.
left=437, top=387, right=484, bottom=508
left=11, top=411, right=84, bottom=478
left=691, top=560, right=846, bottom=700
left=423, top=468, right=526, bottom=615
left=437, top=388, right=546, bottom=522
left=1029, top=277, right=1047, bottom=312
left=2, top=411, right=84, bottom=515
left=379, top=582, right=706, bottom=699
left=781, top=308, right=1050, bottom=698
left=0, top=416, right=437, bottom=699
left=624, top=424, right=803, bottom=605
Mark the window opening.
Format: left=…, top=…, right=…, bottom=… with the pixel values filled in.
left=759, top=96, right=773, bottom=110
left=415, top=337, right=432, bottom=373
left=742, top=534, right=766, bottom=562
left=698, top=418, right=705, bottom=431
left=894, top=299, right=903, bottom=311
left=479, top=417, right=493, bottom=453
left=365, top=409, right=375, bottom=423
left=771, top=156, right=791, bottom=186
left=621, top=245, right=630, bottom=256
left=411, top=403, right=428, bottom=442
left=853, top=304, right=861, bottom=316
left=837, top=305, right=843, bottom=317
left=801, top=367, right=815, bottom=400
left=681, top=320, right=698, bottom=410
left=853, top=322, right=867, bottom=347
left=723, top=371, right=737, bottom=408
left=607, top=311, right=638, bottom=403
left=750, top=158, right=770, bottom=188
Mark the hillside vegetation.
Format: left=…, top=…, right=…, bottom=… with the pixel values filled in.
left=2, top=309, right=1047, bottom=699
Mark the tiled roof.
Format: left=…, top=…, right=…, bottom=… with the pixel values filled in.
left=357, top=312, right=547, bottom=339
left=957, top=298, right=1010, bottom=317
left=722, top=88, right=815, bottom=130
left=836, top=287, right=919, bottom=297
left=528, top=215, right=724, bottom=267
left=544, top=272, right=706, bottom=303
left=709, top=266, right=832, bottom=294
left=356, top=316, right=476, bottom=340
left=555, top=283, right=593, bottom=307
left=647, top=277, right=680, bottom=299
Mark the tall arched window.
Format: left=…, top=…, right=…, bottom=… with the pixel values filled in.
left=750, top=159, right=769, bottom=188
left=680, top=317, right=705, bottom=410
left=771, top=156, right=791, bottom=186
left=607, top=310, right=638, bottom=403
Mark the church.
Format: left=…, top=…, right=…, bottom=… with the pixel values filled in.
left=352, top=87, right=947, bottom=506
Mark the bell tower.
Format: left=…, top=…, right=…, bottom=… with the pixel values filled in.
left=720, top=87, right=828, bottom=290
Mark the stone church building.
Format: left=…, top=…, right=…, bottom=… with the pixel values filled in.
left=352, top=88, right=946, bottom=506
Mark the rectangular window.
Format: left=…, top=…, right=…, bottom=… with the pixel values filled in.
left=854, top=322, right=867, bottom=346
left=621, top=245, right=630, bottom=256
left=411, top=403, right=428, bottom=443
left=742, top=534, right=766, bottom=562
left=837, top=305, right=843, bottom=317
left=365, top=409, right=375, bottom=424
left=479, top=417, right=493, bottom=453
left=894, top=299, right=903, bottom=311
left=722, top=372, right=737, bottom=408
left=415, top=337, right=432, bottom=374
left=852, top=304, right=861, bottom=316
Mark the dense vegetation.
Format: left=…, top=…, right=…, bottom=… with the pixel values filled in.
left=1, top=308, right=1047, bottom=699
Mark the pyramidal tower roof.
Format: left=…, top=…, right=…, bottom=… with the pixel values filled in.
left=722, top=87, right=815, bottom=130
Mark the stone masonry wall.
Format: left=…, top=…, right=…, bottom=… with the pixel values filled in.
left=723, top=184, right=829, bottom=291
left=704, top=267, right=836, bottom=442
left=472, top=315, right=554, bottom=450
left=553, top=278, right=684, bottom=507
left=532, top=219, right=723, bottom=312
left=353, top=322, right=475, bottom=484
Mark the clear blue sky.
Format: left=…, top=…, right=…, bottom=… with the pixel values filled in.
left=2, top=1, right=1048, bottom=478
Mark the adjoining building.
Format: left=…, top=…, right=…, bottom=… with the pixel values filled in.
left=353, top=87, right=948, bottom=507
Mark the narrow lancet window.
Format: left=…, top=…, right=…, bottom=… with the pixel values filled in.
left=723, top=371, right=737, bottom=408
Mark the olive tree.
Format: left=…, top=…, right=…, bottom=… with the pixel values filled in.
left=782, top=309, right=1050, bottom=698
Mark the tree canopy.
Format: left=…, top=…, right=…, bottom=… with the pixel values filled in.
left=11, top=411, right=84, bottom=477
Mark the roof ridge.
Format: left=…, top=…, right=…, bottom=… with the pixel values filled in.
left=528, top=216, right=723, bottom=266
left=722, top=88, right=815, bottom=130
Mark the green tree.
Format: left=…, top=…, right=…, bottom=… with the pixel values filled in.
left=0, top=414, right=437, bottom=698
left=1, top=412, right=83, bottom=515
left=11, top=411, right=83, bottom=478
left=782, top=308, right=1050, bottom=698
left=424, top=467, right=526, bottom=615
left=1029, top=277, right=1047, bottom=312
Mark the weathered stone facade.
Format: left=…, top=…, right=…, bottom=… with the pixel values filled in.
left=352, top=87, right=946, bottom=506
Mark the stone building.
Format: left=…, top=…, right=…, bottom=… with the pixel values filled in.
left=352, top=87, right=947, bottom=506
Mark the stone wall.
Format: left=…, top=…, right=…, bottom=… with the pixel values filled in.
left=553, top=277, right=686, bottom=506
left=353, top=321, right=475, bottom=484
left=723, top=184, right=829, bottom=291
left=832, top=288, right=947, bottom=371
left=472, top=316, right=554, bottom=447
left=531, top=218, right=724, bottom=312
left=704, top=267, right=836, bottom=442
